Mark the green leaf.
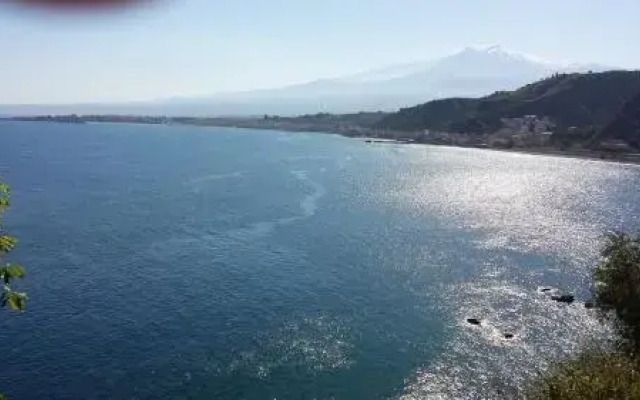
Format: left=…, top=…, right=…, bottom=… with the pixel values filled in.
left=0, top=264, right=25, bottom=283
left=0, top=181, right=9, bottom=211
left=5, top=264, right=25, bottom=278
left=0, top=235, right=17, bottom=254
left=7, top=291, right=27, bottom=311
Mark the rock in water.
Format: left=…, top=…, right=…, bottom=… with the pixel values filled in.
left=584, top=301, right=595, bottom=309
left=504, top=333, right=514, bottom=339
left=466, top=318, right=481, bottom=325
left=551, top=294, right=575, bottom=304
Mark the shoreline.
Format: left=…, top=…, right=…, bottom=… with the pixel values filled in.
left=398, top=141, right=640, bottom=166
left=5, top=118, right=640, bottom=166
left=240, top=124, right=640, bottom=166
left=493, top=147, right=640, bottom=165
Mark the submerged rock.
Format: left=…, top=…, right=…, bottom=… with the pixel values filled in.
left=551, top=294, right=575, bottom=304
left=504, top=333, right=514, bottom=339
left=466, top=318, right=481, bottom=325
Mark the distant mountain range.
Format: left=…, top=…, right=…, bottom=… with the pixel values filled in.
left=0, top=46, right=616, bottom=117
left=10, top=70, right=640, bottom=153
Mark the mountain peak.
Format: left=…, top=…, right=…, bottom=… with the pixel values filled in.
left=484, top=45, right=504, bottom=54
left=462, top=45, right=507, bottom=54
left=458, top=45, right=530, bottom=61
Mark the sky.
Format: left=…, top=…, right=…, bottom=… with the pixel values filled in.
left=1, top=0, right=640, bottom=104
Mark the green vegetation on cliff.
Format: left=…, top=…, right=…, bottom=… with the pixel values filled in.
left=0, top=180, right=27, bottom=400
left=524, top=232, right=640, bottom=399
left=525, top=348, right=640, bottom=400
left=594, top=232, right=640, bottom=350
left=597, top=91, right=640, bottom=149
left=377, top=71, right=640, bottom=139
left=0, top=180, right=27, bottom=311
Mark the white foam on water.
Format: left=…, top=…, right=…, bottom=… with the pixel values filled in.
left=142, top=169, right=328, bottom=256
left=187, top=171, right=245, bottom=185
left=400, top=276, right=616, bottom=399
left=292, top=170, right=327, bottom=218
left=287, top=156, right=332, bottom=161
left=222, top=170, right=326, bottom=241
left=379, top=151, right=638, bottom=399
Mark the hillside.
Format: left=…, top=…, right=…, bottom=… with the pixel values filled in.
left=376, top=71, right=640, bottom=136
left=10, top=70, right=640, bottom=155
left=596, top=91, right=640, bottom=148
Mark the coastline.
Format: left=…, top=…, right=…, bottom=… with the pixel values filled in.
left=208, top=123, right=640, bottom=166
left=493, top=147, right=640, bottom=165
left=402, top=142, right=640, bottom=166
left=5, top=117, right=640, bottom=166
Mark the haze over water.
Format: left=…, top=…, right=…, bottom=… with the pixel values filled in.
left=1, top=121, right=639, bottom=399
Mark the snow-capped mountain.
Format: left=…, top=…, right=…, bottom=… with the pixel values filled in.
left=165, top=46, right=615, bottom=114
left=0, top=46, right=617, bottom=116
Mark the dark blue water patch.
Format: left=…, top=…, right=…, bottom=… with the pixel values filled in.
left=1, top=121, right=639, bottom=399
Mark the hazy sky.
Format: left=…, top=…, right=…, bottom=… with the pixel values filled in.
left=1, top=0, right=639, bottom=104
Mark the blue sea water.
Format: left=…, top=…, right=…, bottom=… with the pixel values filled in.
left=0, top=121, right=639, bottom=399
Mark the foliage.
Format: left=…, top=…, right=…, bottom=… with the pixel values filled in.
left=0, top=180, right=27, bottom=311
left=524, top=348, right=640, bottom=400
left=376, top=71, right=640, bottom=140
left=593, top=231, right=640, bottom=351
left=598, top=91, right=640, bottom=149
left=521, top=233, right=640, bottom=399
left=378, top=97, right=478, bottom=133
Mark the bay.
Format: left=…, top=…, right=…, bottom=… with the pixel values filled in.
left=1, top=121, right=639, bottom=399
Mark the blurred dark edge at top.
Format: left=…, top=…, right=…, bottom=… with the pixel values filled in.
left=1, top=0, right=155, bottom=10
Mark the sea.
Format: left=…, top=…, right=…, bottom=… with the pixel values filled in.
left=0, top=121, right=639, bottom=399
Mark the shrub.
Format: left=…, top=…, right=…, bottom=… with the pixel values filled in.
left=524, top=349, right=640, bottom=400
left=593, top=232, right=640, bottom=351
left=0, top=180, right=27, bottom=311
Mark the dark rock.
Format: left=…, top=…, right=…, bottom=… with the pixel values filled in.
left=504, top=333, right=514, bottom=339
left=584, top=301, right=595, bottom=309
left=551, top=294, right=575, bottom=304
left=466, top=318, right=481, bottom=325
left=540, top=288, right=552, bottom=292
